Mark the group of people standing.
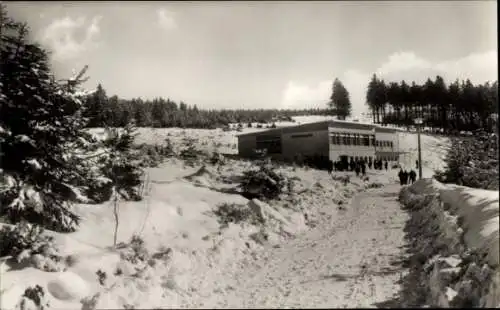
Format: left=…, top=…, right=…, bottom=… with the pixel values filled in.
left=372, top=159, right=388, bottom=171
left=398, top=168, right=417, bottom=185
left=327, top=157, right=391, bottom=177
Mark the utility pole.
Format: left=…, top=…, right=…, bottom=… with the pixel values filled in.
left=415, top=118, right=423, bottom=179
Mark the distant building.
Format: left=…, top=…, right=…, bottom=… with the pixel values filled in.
left=237, top=120, right=400, bottom=163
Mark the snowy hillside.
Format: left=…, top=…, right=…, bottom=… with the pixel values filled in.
left=397, top=132, right=450, bottom=178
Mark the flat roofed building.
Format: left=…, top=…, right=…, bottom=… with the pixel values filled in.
left=237, top=120, right=400, bottom=163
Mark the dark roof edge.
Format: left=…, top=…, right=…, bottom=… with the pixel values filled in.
left=237, top=121, right=400, bottom=137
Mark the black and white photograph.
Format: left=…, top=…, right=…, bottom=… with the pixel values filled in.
left=0, top=1, right=498, bottom=309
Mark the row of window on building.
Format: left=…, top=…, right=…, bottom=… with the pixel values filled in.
left=347, top=155, right=399, bottom=162
left=376, top=140, right=394, bottom=148
left=330, top=133, right=393, bottom=148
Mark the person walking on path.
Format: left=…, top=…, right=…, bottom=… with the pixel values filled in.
left=327, top=160, right=334, bottom=175
left=402, top=170, right=409, bottom=185
left=398, top=169, right=404, bottom=185
left=361, top=161, right=366, bottom=176
left=384, top=161, right=388, bottom=171
left=409, top=170, right=416, bottom=184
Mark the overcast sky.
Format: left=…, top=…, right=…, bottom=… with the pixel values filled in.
left=5, top=1, right=497, bottom=117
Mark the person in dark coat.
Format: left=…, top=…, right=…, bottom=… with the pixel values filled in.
left=398, top=169, right=404, bottom=185
left=409, top=169, right=417, bottom=184
left=415, top=160, right=419, bottom=169
left=384, top=161, right=388, bottom=171
left=327, top=160, right=334, bottom=174
left=361, top=161, right=366, bottom=176
left=402, top=170, right=409, bottom=185
left=368, top=159, right=372, bottom=169
left=355, top=163, right=360, bottom=177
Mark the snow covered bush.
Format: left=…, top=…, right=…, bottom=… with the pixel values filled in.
left=366, top=181, right=384, bottom=189
left=179, top=137, right=204, bottom=166
left=240, top=160, right=289, bottom=201
left=135, top=138, right=174, bottom=168
left=115, top=235, right=149, bottom=264
left=435, top=131, right=498, bottom=190
left=0, top=222, right=63, bottom=271
left=210, top=151, right=226, bottom=166
left=213, top=202, right=262, bottom=227
left=17, top=285, right=50, bottom=310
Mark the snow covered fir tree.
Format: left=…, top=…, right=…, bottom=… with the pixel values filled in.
left=0, top=6, right=143, bottom=232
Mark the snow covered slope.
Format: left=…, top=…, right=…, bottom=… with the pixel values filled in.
left=397, top=132, right=450, bottom=178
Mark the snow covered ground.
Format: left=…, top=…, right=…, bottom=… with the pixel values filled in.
left=0, top=118, right=465, bottom=310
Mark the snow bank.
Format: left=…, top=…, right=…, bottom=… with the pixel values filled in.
left=399, top=179, right=499, bottom=307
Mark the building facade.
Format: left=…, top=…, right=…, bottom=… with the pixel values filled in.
left=237, top=120, right=400, bottom=163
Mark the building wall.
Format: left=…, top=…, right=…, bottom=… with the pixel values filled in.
left=237, top=121, right=401, bottom=163
left=281, top=130, right=329, bottom=161
left=328, top=127, right=376, bottom=161
left=237, top=135, right=257, bottom=157
left=375, top=130, right=399, bottom=161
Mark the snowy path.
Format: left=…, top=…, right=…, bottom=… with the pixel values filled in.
left=199, top=184, right=409, bottom=308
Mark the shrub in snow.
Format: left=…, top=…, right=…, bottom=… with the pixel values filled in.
left=213, top=202, right=262, bottom=227
left=96, top=269, right=107, bottom=286
left=115, top=235, right=149, bottom=264
left=179, top=137, right=204, bottom=166
left=0, top=222, right=64, bottom=271
left=366, top=182, right=384, bottom=189
left=17, top=285, right=50, bottom=310
left=332, top=174, right=350, bottom=185
left=240, top=160, right=289, bottom=200
left=80, top=293, right=101, bottom=310
left=210, top=151, right=226, bottom=166
left=249, top=227, right=269, bottom=245
left=135, top=138, right=174, bottom=168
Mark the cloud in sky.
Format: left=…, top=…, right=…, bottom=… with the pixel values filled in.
left=281, top=50, right=498, bottom=117
left=157, top=8, right=176, bottom=30
left=39, top=15, right=102, bottom=61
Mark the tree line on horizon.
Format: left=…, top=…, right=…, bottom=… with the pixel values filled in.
left=87, top=73, right=498, bottom=133
left=84, top=84, right=334, bottom=129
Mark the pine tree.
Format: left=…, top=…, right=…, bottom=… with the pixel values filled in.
left=329, top=78, right=352, bottom=120
left=0, top=13, right=100, bottom=232
left=366, top=74, right=379, bottom=123
left=84, top=83, right=108, bottom=127
left=101, top=122, right=143, bottom=201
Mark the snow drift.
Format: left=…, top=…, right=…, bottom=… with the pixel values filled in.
left=399, top=179, right=499, bottom=307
